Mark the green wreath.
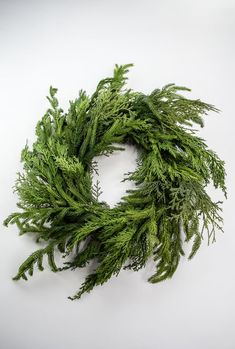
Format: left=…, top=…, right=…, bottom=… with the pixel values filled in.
left=4, top=64, right=226, bottom=300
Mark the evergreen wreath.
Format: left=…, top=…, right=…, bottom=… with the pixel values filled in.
left=4, top=64, right=226, bottom=300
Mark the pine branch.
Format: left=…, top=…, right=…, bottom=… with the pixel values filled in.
left=12, top=242, right=60, bottom=281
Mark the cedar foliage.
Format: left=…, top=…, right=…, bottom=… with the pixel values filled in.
left=4, top=64, right=226, bottom=300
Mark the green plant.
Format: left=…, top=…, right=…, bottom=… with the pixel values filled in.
left=4, top=64, right=226, bottom=300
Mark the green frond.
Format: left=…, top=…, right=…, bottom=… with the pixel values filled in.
left=12, top=243, right=59, bottom=281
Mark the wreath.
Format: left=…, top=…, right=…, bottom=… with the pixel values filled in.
left=4, top=64, right=226, bottom=300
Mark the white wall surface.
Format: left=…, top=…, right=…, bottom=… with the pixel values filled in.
left=0, top=1, right=234, bottom=348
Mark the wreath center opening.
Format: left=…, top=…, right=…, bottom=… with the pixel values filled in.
left=92, top=143, right=138, bottom=208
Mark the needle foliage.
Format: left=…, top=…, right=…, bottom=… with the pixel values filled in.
left=4, top=64, right=226, bottom=300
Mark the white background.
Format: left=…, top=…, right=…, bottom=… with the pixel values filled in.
left=0, top=1, right=235, bottom=348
